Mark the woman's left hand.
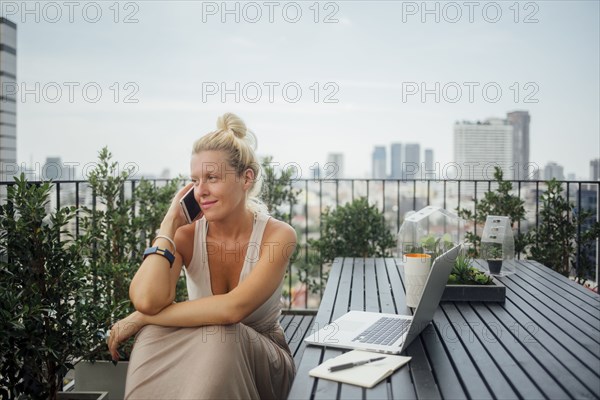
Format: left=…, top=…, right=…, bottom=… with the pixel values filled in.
left=108, top=311, right=146, bottom=361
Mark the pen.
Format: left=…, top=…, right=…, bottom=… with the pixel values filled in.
left=328, top=356, right=386, bottom=372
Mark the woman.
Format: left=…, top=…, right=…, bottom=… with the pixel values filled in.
left=108, top=113, right=297, bottom=399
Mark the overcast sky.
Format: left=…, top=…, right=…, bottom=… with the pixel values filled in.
left=5, top=0, right=600, bottom=180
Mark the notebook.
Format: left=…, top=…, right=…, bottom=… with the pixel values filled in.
left=304, top=244, right=461, bottom=354
left=309, top=350, right=411, bottom=388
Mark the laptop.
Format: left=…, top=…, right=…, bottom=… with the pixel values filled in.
left=304, top=244, right=461, bottom=354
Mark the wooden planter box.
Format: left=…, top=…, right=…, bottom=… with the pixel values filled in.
left=441, top=276, right=506, bottom=302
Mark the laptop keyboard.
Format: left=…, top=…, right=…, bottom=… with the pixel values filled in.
left=352, top=317, right=411, bottom=346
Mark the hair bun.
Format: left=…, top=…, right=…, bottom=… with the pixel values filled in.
left=217, top=113, right=247, bottom=139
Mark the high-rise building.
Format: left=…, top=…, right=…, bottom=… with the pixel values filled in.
left=43, top=157, right=62, bottom=181
left=0, top=18, right=17, bottom=178
left=506, top=111, right=530, bottom=180
left=591, top=158, right=599, bottom=181
left=42, top=157, right=77, bottom=181
left=454, top=118, right=514, bottom=181
left=326, top=152, right=344, bottom=179
left=543, top=162, right=565, bottom=181
left=404, top=143, right=420, bottom=179
left=372, top=146, right=386, bottom=179
left=424, top=148, right=434, bottom=179
left=390, top=143, right=403, bottom=179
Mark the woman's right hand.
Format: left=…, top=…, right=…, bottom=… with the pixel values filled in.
left=162, top=182, right=202, bottom=231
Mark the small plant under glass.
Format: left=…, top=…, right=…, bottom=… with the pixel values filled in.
left=479, top=215, right=515, bottom=276
left=483, top=244, right=504, bottom=275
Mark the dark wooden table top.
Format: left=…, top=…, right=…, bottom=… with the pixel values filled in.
left=287, top=258, right=600, bottom=400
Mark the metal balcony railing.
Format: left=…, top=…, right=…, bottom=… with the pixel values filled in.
left=1, top=178, right=598, bottom=309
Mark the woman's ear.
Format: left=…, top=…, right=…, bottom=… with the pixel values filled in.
left=243, top=168, right=255, bottom=190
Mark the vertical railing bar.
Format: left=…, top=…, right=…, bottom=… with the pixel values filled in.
left=443, top=180, right=447, bottom=210
left=319, top=178, right=323, bottom=300
left=535, top=180, right=540, bottom=249
left=426, top=180, right=430, bottom=206
left=131, top=180, right=136, bottom=219
left=304, top=179, right=309, bottom=309
left=457, top=180, right=461, bottom=213
left=396, top=180, right=401, bottom=232
left=382, top=180, right=386, bottom=214
left=92, top=187, right=98, bottom=299
left=75, top=182, right=80, bottom=238
left=577, top=182, right=582, bottom=277
left=517, top=180, right=522, bottom=259
left=287, top=180, right=294, bottom=309
left=56, top=182, right=61, bottom=211
left=412, top=180, right=416, bottom=211
left=473, top=181, right=478, bottom=246
left=596, top=182, right=599, bottom=286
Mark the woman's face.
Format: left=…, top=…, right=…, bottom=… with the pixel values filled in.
left=190, top=150, right=251, bottom=220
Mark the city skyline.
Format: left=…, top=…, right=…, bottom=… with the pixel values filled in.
left=0, top=1, right=598, bottom=180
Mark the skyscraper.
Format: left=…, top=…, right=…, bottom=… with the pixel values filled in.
left=390, top=143, right=403, bottom=179
left=543, top=162, right=565, bottom=181
left=454, top=118, right=514, bottom=181
left=404, top=143, right=420, bottom=179
left=591, top=159, right=599, bottom=181
left=424, top=148, right=434, bottom=179
left=506, top=111, right=531, bottom=180
left=326, top=152, right=344, bottom=179
left=0, top=17, right=17, bottom=177
left=372, top=146, right=386, bottom=179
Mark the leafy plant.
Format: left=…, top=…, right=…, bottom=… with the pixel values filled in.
left=259, top=156, right=304, bottom=303
left=80, top=148, right=186, bottom=361
left=411, top=233, right=454, bottom=260
left=260, top=156, right=300, bottom=224
left=293, top=246, right=327, bottom=295
left=528, top=179, right=600, bottom=282
left=481, top=243, right=503, bottom=260
left=79, top=148, right=138, bottom=360
left=447, top=254, right=493, bottom=285
left=309, top=197, right=396, bottom=263
left=0, top=175, right=97, bottom=400
left=457, top=167, right=531, bottom=257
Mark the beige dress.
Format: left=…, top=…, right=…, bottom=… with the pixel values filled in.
left=125, top=213, right=296, bottom=399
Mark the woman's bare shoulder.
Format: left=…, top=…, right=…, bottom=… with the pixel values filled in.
left=263, top=216, right=296, bottom=243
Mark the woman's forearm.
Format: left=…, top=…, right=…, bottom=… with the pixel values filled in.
left=129, top=217, right=183, bottom=315
left=140, top=294, right=239, bottom=327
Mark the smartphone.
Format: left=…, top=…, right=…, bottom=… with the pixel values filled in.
left=179, top=186, right=202, bottom=224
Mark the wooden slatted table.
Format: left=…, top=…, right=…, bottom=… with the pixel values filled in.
left=287, top=258, right=600, bottom=400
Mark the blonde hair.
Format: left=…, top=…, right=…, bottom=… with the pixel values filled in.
left=192, top=113, right=267, bottom=214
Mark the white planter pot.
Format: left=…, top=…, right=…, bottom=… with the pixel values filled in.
left=74, top=361, right=128, bottom=400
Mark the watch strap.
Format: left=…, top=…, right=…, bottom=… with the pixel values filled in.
left=143, top=246, right=175, bottom=268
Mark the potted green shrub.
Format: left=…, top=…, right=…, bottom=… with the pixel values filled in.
left=0, top=175, right=106, bottom=400
left=309, top=197, right=396, bottom=263
left=457, top=167, right=531, bottom=258
left=74, top=148, right=184, bottom=400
